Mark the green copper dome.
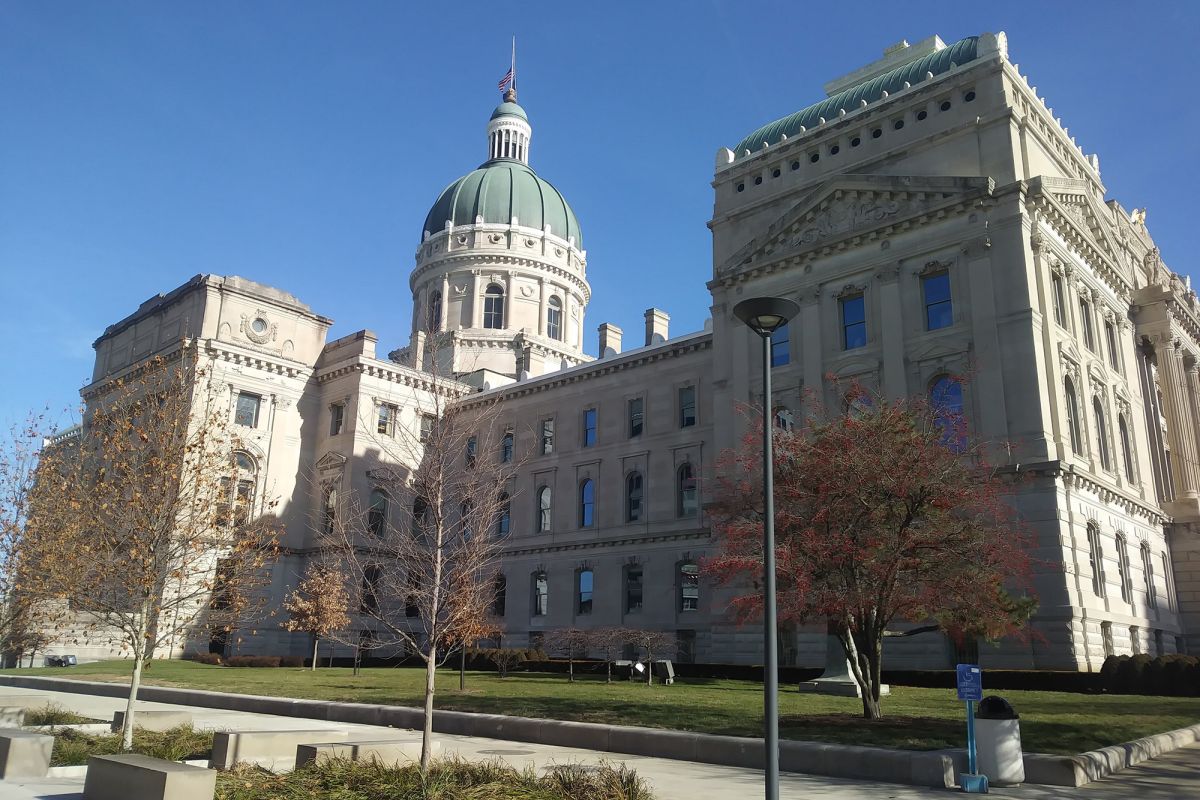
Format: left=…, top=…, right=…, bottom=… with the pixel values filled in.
left=733, top=36, right=980, bottom=155
left=490, top=101, right=527, bottom=121
left=423, top=159, right=582, bottom=247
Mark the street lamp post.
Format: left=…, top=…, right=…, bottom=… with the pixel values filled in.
left=732, top=296, right=800, bottom=800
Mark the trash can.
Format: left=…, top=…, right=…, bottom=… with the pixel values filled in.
left=975, top=695, right=1024, bottom=786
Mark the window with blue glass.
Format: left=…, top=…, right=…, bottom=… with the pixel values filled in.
left=577, top=569, right=593, bottom=615
left=582, top=408, right=597, bottom=447
left=930, top=375, right=966, bottom=451
left=770, top=323, right=790, bottom=366
left=841, top=295, right=866, bottom=349
left=579, top=479, right=595, bottom=528
left=923, top=272, right=952, bottom=330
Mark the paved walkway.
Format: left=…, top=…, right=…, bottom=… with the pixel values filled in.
left=1, top=686, right=1198, bottom=799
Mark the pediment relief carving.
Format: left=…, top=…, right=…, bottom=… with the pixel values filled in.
left=315, top=451, right=348, bottom=472
left=718, top=176, right=990, bottom=278
left=908, top=339, right=966, bottom=365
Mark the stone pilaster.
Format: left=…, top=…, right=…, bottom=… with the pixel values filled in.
left=1163, top=339, right=1200, bottom=500
left=877, top=265, right=905, bottom=399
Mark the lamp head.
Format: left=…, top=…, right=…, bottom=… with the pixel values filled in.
left=732, top=296, right=800, bottom=337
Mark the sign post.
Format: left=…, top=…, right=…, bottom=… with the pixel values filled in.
left=956, top=663, right=988, bottom=793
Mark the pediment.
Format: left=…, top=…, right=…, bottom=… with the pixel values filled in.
left=719, top=175, right=992, bottom=277
left=908, top=339, right=967, bottom=366
left=828, top=355, right=879, bottom=379
left=315, top=451, right=347, bottom=472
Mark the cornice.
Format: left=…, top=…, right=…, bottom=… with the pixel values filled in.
left=315, top=356, right=471, bottom=400
left=203, top=339, right=312, bottom=379
left=1027, top=460, right=1167, bottom=524
left=410, top=246, right=592, bottom=304
left=1026, top=185, right=1130, bottom=302
left=500, top=527, right=711, bottom=557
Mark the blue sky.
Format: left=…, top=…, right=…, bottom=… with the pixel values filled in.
left=2, top=1, right=1197, bottom=428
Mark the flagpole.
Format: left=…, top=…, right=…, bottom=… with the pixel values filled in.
left=511, top=36, right=516, bottom=95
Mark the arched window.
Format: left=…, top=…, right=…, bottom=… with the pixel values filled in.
left=579, top=479, right=595, bottom=528
left=1064, top=378, right=1083, bottom=453
left=483, top=284, right=505, bottom=329
left=368, top=489, right=388, bottom=537
left=1119, top=415, right=1135, bottom=481
left=532, top=571, right=549, bottom=616
left=930, top=376, right=965, bottom=450
left=496, top=493, right=511, bottom=538
left=493, top=574, right=507, bottom=616
left=1087, top=523, right=1105, bottom=598
left=1116, top=534, right=1132, bottom=603
left=679, top=562, right=699, bottom=611
left=1142, top=543, right=1157, bottom=610
left=223, top=451, right=257, bottom=526
left=322, top=485, right=338, bottom=536
left=428, top=290, right=442, bottom=332
left=537, top=486, right=552, bottom=532
left=577, top=568, right=593, bottom=615
left=1094, top=398, right=1111, bottom=470
left=774, top=406, right=795, bottom=430
left=547, top=296, right=563, bottom=340
left=626, top=471, right=644, bottom=523
left=677, top=463, right=698, bottom=517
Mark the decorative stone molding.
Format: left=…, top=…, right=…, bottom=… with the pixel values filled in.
left=240, top=312, right=277, bottom=345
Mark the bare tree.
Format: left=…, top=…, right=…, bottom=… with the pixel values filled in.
left=626, top=628, right=676, bottom=686
left=324, top=377, right=518, bottom=772
left=282, top=564, right=351, bottom=671
left=589, top=626, right=630, bottom=684
left=545, top=627, right=592, bottom=683
left=21, top=347, right=281, bottom=749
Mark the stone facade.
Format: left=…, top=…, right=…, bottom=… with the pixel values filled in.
left=49, top=31, right=1198, bottom=670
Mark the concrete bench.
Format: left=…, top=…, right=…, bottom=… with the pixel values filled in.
left=83, top=753, right=215, bottom=800
left=296, top=738, right=440, bottom=768
left=113, top=710, right=193, bottom=732
left=209, top=729, right=349, bottom=770
left=0, top=730, right=53, bottom=779
left=0, top=707, right=25, bottom=727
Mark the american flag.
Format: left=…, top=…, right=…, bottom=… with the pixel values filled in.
left=497, top=68, right=513, bottom=91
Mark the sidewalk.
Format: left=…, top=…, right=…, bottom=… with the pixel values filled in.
left=1, top=685, right=1197, bottom=799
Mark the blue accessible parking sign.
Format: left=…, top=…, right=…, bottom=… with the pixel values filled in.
left=957, top=663, right=982, bottom=702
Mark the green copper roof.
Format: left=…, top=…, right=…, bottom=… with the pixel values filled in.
left=733, top=36, right=980, bottom=155
left=490, top=101, right=528, bottom=121
left=423, top=159, right=582, bottom=247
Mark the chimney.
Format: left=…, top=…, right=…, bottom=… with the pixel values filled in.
left=644, top=308, right=670, bottom=346
left=598, top=323, right=623, bottom=358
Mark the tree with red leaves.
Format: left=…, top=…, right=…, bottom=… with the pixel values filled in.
left=708, top=382, right=1036, bottom=719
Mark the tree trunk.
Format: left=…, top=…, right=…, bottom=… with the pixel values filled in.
left=459, top=646, right=466, bottom=691
left=606, top=657, right=612, bottom=683
left=420, top=646, right=437, bottom=773
left=122, top=652, right=145, bottom=750
left=568, top=650, right=574, bottom=683
left=311, top=636, right=319, bottom=671
left=646, top=648, right=653, bottom=686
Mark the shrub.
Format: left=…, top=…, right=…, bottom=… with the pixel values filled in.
left=279, top=655, right=305, bottom=668
left=1099, top=655, right=1121, bottom=693
left=224, top=655, right=282, bottom=668
left=213, top=756, right=653, bottom=800
left=52, top=725, right=213, bottom=767
left=185, top=652, right=222, bottom=666
left=25, top=703, right=92, bottom=726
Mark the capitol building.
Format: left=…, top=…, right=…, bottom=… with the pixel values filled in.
left=67, top=31, right=1198, bottom=671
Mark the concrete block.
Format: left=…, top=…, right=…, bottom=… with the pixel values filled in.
left=0, top=707, right=25, bottom=727
left=296, top=738, right=438, bottom=768
left=0, top=694, right=53, bottom=712
left=209, top=729, right=349, bottom=770
left=113, top=710, right=193, bottom=732
left=83, top=753, right=216, bottom=800
left=0, top=730, right=53, bottom=778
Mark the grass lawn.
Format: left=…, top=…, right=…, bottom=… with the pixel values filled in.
left=7, top=660, right=1198, bottom=755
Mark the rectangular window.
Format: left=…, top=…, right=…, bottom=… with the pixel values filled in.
left=465, top=436, right=476, bottom=467
left=533, top=572, right=549, bottom=617
left=1105, top=321, right=1121, bottom=371
left=1131, top=626, right=1141, bottom=655
left=625, top=567, right=643, bottom=613
left=628, top=397, right=644, bottom=438
left=541, top=418, right=555, bottom=455
left=1101, top=621, right=1114, bottom=658
left=1080, top=299, right=1096, bottom=351
left=676, top=630, right=696, bottom=664
left=841, top=296, right=866, bottom=349
left=923, top=272, right=953, bottom=331
left=419, top=414, right=434, bottom=443
left=679, top=386, right=696, bottom=428
left=235, top=392, right=261, bottom=428
left=377, top=404, right=397, bottom=436
left=582, top=408, right=597, bottom=447
left=329, top=403, right=344, bottom=436
left=501, top=430, right=513, bottom=462
left=770, top=323, right=790, bottom=366
left=680, top=563, right=699, bottom=611
left=1052, top=275, right=1067, bottom=327
left=577, top=569, right=593, bottom=615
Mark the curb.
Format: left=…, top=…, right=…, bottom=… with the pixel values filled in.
left=1020, top=722, right=1200, bottom=786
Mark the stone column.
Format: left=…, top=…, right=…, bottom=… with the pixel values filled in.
left=503, top=273, right=513, bottom=330
left=1186, top=362, right=1200, bottom=476
left=537, top=279, right=547, bottom=336
left=800, top=290, right=823, bottom=397
left=470, top=272, right=482, bottom=329
left=1162, top=339, right=1200, bottom=498
left=877, top=265, right=905, bottom=399
left=439, top=275, right=449, bottom=330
